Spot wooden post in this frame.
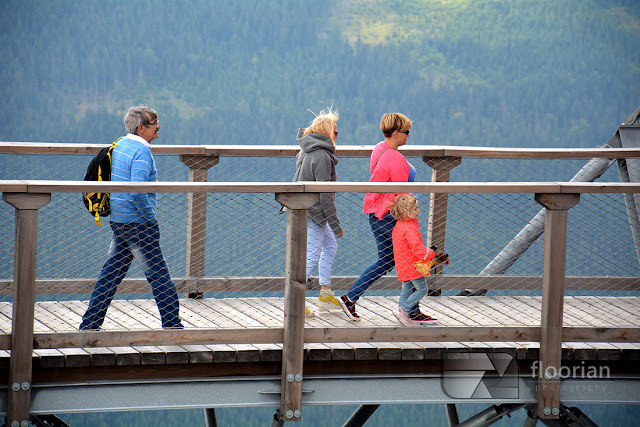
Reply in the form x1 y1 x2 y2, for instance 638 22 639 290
422 157 461 295
180 155 219 298
275 192 319 423
534 193 580 420
3 192 51 427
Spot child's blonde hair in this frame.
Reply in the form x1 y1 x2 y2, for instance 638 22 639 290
388 194 418 221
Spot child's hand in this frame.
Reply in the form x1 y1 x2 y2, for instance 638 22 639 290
414 259 434 276
414 251 450 276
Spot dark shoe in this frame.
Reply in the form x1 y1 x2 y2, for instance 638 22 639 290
339 295 360 321
457 289 488 296
164 322 184 330
409 311 437 324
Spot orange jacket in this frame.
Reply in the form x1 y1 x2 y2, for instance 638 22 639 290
392 219 435 281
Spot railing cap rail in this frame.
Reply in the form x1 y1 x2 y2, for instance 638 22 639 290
1 180 639 194
1 141 639 159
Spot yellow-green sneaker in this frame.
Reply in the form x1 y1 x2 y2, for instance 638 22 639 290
318 292 341 312
305 307 315 317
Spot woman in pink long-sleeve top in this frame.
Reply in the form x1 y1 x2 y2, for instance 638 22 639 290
339 113 433 324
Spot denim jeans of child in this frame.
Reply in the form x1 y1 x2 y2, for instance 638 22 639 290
80 221 183 330
347 213 421 315
399 276 428 313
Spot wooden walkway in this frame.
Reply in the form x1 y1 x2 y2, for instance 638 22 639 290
10 295 640 369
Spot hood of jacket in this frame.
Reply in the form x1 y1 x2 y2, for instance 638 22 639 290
297 128 337 160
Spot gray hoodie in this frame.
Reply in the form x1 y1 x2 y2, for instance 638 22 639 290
294 129 342 236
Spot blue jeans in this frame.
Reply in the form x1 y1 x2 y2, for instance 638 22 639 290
346 213 421 315
80 221 183 330
399 277 428 313
306 218 338 287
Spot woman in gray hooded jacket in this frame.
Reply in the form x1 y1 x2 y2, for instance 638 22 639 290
294 107 344 313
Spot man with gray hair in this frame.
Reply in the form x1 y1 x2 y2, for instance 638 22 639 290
80 106 183 330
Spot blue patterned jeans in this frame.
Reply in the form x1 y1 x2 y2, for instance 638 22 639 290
80 221 183 330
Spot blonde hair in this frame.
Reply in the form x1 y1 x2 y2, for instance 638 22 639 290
388 194 418 221
380 112 412 138
303 106 339 144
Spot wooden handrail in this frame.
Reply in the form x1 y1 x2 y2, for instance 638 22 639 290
12 325 639 351
1 274 636 295
2 180 640 194
1 141 639 159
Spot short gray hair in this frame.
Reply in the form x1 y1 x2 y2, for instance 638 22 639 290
124 105 157 135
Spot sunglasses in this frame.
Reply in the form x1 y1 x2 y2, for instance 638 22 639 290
398 130 409 135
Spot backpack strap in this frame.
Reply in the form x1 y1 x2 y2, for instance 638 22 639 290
373 147 392 171
90 137 121 226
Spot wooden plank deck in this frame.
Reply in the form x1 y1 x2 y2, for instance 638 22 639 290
4 296 640 368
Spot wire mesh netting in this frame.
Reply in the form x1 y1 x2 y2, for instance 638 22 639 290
0 150 638 332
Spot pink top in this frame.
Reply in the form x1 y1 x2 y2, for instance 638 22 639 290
362 141 410 219
392 219 435 281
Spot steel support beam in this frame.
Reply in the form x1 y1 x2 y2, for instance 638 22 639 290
342 404 380 427
9 375 639 415
204 407 218 427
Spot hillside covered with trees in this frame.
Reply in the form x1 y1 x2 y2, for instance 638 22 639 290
1 2 640 425
0 0 639 149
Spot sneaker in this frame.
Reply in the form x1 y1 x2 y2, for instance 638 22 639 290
339 294 360 321
409 311 437 324
457 289 488 296
305 307 315 317
393 308 417 327
318 291 341 312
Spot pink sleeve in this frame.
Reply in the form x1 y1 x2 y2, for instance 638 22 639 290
364 145 411 218
385 151 410 182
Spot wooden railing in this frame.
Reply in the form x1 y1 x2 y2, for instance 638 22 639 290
2 179 640 424
2 140 640 423
1 141 639 158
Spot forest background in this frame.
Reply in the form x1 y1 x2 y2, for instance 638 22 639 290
1 0 639 148
1 0 639 425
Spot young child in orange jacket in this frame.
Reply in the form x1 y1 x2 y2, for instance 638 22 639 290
388 194 438 326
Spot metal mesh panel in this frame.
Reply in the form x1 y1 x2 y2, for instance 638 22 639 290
0 150 638 332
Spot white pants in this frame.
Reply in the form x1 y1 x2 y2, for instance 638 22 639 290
306 218 338 287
